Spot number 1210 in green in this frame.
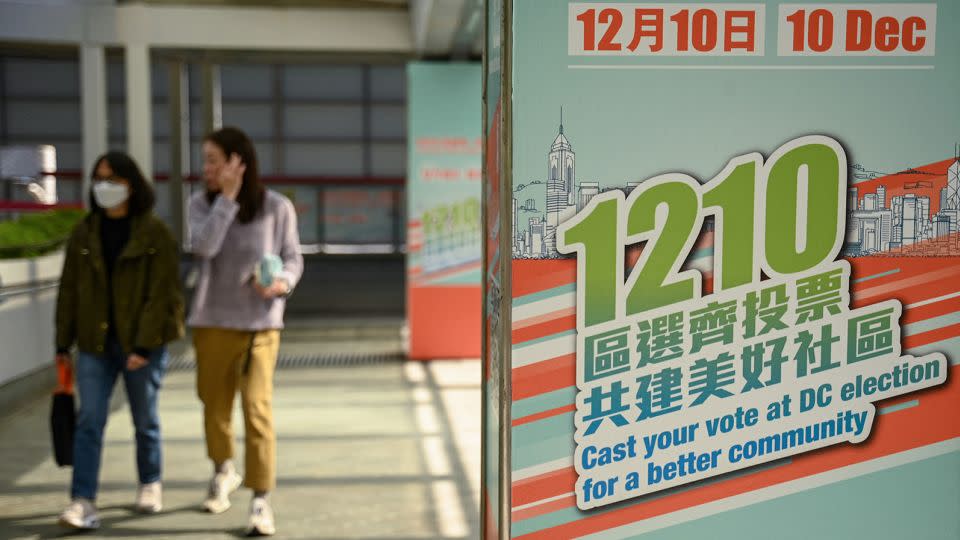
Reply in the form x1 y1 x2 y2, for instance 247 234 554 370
557 136 847 329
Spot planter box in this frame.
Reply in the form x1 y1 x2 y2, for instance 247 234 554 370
0 251 62 388
0 250 64 288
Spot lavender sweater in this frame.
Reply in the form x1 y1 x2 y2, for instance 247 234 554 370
187 190 303 330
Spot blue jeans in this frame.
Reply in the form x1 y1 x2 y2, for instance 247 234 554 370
71 341 168 501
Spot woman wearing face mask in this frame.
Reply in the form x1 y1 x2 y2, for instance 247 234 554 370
188 127 302 537
55 152 184 530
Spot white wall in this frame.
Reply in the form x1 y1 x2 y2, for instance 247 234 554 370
0 253 63 386
0 288 56 386
0 2 413 52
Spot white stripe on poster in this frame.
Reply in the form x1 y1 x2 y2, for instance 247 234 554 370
513 291 576 323
513 334 577 368
514 457 575 482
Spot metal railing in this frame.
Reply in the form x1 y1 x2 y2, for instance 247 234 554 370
0 280 59 303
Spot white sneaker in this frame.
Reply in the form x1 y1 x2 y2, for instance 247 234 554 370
246 497 276 537
203 468 243 514
136 481 163 514
58 498 99 530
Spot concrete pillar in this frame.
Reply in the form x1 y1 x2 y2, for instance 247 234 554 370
125 43 153 181
80 44 107 206
200 61 222 135
168 60 189 247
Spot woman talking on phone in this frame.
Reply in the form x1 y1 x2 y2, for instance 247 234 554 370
187 127 302 536
56 152 184 530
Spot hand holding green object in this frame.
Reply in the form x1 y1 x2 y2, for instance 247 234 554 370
254 254 284 287
253 254 289 299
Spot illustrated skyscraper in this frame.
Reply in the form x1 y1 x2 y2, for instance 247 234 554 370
947 145 960 210
545 110 578 254
512 112 605 257
548 109 576 203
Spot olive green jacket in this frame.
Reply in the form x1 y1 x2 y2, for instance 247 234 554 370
55 212 185 355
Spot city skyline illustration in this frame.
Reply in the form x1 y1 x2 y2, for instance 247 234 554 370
512 113 960 259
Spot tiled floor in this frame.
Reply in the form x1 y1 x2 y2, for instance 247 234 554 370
0 329 481 539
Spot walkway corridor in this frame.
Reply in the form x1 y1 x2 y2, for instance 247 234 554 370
0 322 481 539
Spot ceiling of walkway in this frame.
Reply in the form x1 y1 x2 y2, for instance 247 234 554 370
117 0 481 57
119 0 408 7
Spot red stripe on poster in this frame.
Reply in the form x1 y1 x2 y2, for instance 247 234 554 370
513 354 576 401
512 315 577 345
513 260 577 298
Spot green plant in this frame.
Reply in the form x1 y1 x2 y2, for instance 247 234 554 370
0 209 86 259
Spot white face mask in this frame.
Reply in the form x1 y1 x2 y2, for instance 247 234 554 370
92 181 130 210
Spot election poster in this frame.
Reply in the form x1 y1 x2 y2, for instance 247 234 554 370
484 1 960 538
407 62 482 359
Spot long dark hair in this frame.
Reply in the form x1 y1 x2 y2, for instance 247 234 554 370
205 127 264 224
88 151 155 216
